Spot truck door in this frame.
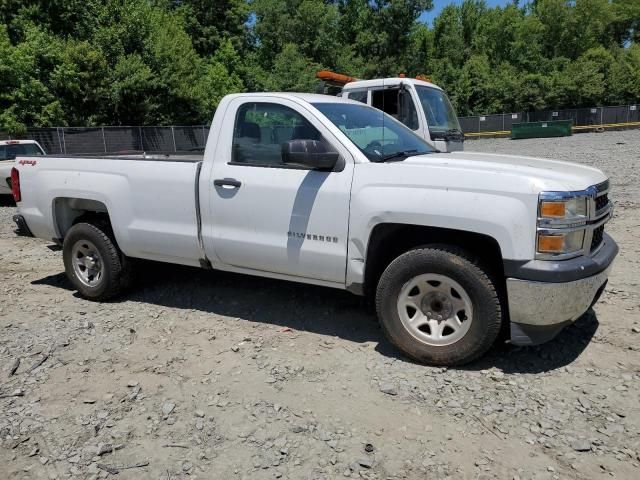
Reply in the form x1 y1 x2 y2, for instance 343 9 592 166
204 97 354 285
371 87 422 133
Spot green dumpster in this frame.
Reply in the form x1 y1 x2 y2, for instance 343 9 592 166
511 120 573 139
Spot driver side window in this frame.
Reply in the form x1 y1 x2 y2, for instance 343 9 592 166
232 102 321 166
371 88 419 131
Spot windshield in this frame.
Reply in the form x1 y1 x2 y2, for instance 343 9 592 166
415 86 462 137
0 143 45 160
312 102 435 162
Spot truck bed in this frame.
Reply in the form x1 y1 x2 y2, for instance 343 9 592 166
15 154 203 266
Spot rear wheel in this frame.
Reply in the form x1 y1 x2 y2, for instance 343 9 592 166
63 222 131 301
376 246 502 365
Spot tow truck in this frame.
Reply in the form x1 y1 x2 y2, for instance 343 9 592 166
317 71 464 152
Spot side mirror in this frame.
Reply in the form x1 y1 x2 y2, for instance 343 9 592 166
282 140 339 170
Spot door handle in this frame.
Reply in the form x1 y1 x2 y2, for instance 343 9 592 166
214 178 242 188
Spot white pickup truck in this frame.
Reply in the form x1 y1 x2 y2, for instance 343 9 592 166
11 93 617 365
0 140 45 195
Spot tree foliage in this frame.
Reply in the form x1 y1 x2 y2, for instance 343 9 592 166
0 0 638 132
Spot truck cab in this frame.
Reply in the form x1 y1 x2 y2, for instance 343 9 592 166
339 77 464 153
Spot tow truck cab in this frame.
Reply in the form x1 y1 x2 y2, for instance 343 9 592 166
340 78 464 153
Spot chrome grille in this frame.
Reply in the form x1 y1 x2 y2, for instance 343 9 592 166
589 179 610 253
591 225 604 251
595 193 609 211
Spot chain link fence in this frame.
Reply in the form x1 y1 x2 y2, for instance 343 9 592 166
1 104 638 153
460 104 639 135
0 126 210 155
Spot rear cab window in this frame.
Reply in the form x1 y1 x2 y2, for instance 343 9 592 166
0 143 45 160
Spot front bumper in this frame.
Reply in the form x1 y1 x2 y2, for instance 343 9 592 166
506 234 618 345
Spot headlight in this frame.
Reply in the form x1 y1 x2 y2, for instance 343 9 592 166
537 192 590 259
539 197 587 221
537 230 585 254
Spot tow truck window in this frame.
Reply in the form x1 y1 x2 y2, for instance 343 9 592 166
371 88 419 131
0 143 45 160
414 86 461 136
346 90 368 104
231 102 322 166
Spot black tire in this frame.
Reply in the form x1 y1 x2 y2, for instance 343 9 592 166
63 222 131 301
376 245 502 366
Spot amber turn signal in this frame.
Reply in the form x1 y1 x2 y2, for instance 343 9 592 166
538 234 564 252
540 201 566 218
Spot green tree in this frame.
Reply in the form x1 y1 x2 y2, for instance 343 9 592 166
0 0 638 129
170 0 250 55
610 0 640 44
0 25 64 133
607 44 640 104
50 40 109 125
252 0 341 69
555 51 606 107
261 43 320 92
108 54 159 125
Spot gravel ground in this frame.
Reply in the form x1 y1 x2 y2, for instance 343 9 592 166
1 130 639 480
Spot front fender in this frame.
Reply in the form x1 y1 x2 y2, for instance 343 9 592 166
346 184 537 287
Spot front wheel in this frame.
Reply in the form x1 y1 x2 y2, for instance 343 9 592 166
376 246 502 365
63 222 131 301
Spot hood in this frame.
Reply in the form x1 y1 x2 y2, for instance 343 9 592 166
400 151 606 193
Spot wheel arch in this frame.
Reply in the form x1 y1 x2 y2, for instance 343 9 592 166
362 223 505 297
53 197 113 241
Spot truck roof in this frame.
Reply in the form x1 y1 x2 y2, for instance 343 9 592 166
342 77 443 91
225 92 361 105
0 139 41 146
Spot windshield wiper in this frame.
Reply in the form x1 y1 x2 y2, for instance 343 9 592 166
380 150 431 162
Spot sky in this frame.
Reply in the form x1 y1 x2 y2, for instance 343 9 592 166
419 0 513 26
